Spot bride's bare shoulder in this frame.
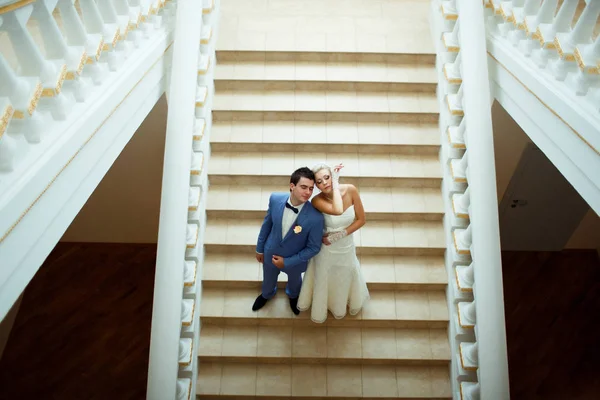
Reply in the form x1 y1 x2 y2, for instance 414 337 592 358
340 183 357 196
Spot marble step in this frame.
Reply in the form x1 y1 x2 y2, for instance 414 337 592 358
212 88 438 115
204 217 445 256
213 110 438 123
202 253 447 291
215 80 436 93
216 51 436 65
199 288 449 328
211 120 440 154
197 361 451 399
207 151 442 188
206 185 444 221
198 324 450 365
214 54 437 87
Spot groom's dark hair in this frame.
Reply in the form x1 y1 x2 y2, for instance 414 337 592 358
290 167 315 186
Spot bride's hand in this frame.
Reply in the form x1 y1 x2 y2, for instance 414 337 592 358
332 163 343 188
333 163 344 176
322 234 332 246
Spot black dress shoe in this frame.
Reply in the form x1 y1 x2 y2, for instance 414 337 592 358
252 295 269 311
289 297 300 315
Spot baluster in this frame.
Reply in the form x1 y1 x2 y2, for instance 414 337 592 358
551 1 600 80
0 60 44 144
0 53 41 118
454 224 472 254
520 0 557 56
76 0 116 83
79 0 120 57
82 0 124 71
33 1 89 104
509 0 541 45
447 114 466 149
443 50 462 90
460 382 481 399
460 342 479 370
57 0 107 85
119 0 144 48
453 186 471 218
443 19 460 53
1 8 73 121
139 0 160 37
458 300 476 328
441 0 458 27
0 99 17 172
112 0 140 48
456 262 475 291
496 0 523 36
2 10 57 84
450 148 468 183
567 35 600 95
532 0 578 68
447 84 464 116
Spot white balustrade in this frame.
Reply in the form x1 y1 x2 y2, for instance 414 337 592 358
147 0 218 398
434 0 509 398
0 0 174 207
486 0 600 109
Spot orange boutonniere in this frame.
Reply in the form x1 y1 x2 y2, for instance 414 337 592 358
293 225 302 234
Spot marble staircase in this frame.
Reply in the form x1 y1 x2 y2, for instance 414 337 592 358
196 1 452 398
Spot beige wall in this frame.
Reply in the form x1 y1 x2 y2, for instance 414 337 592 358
61 95 168 243
491 101 532 202
491 101 600 251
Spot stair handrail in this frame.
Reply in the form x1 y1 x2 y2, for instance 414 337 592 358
146 0 202 398
435 0 510 398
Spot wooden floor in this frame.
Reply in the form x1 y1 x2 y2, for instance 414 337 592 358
0 244 598 399
502 250 600 400
0 243 156 400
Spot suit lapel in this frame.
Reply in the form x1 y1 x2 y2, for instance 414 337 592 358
282 203 309 243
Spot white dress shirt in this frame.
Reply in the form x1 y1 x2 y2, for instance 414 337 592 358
282 197 305 238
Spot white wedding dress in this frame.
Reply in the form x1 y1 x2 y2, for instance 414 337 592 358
297 205 370 323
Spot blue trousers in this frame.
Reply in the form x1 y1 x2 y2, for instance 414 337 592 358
261 263 303 299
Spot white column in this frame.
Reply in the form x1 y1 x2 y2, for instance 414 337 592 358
457 0 510 399
146 0 203 399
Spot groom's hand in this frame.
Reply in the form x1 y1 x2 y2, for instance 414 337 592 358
272 255 284 269
256 253 264 263
322 234 332 246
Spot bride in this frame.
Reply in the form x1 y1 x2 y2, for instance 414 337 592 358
297 162 370 323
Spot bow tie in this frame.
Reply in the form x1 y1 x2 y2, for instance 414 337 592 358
285 202 299 214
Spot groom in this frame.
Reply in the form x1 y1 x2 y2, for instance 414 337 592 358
253 167 324 315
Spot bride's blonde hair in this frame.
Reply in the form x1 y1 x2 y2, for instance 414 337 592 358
311 162 332 177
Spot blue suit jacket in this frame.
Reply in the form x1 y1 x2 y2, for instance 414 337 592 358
256 193 324 273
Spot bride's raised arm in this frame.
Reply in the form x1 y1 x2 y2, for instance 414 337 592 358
312 164 344 215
